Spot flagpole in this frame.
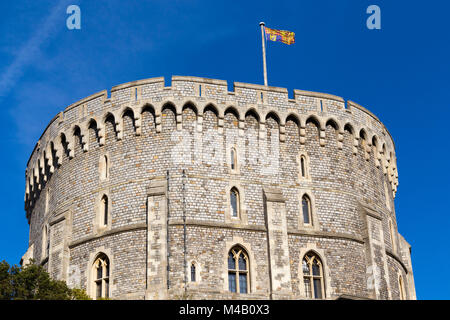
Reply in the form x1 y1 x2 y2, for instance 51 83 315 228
259 22 268 86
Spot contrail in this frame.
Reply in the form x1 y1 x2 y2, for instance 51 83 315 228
0 0 71 97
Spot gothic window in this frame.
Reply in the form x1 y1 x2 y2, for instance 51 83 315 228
228 246 249 294
93 254 110 299
230 188 240 218
302 195 312 225
101 195 109 226
302 252 325 299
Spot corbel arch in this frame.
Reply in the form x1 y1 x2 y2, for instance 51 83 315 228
72 124 85 154
59 131 73 159
120 107 137 137
224 105 241 121
181 101 198 132
161 101 177 132
103 112 118 142
202 103 220 130
325 117 341 148
140 103 156 135
371 135 381 167
201 102 220 118
305 114 324 146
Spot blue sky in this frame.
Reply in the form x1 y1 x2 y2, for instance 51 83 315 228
0 0 448 299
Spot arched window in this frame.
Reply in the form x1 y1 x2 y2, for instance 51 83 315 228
93 254 110 299
230 147 237 171
298 152 310 180
190 263 196 282
230 188 240 218
302 195 312 225
101 195 109 226
302 252 325 299
399 275 406 300
228 246 249 293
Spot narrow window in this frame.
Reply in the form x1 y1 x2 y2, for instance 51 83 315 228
303 252 324 299
104 155 108 178
42 225 49 257
199 85 202 97
101 195 109 226
302 195 312 225
93 254 110 299
190 263 196 282
384 180 391 209
260 92 264 103
300 156 306 178
228 246 249 293
45 189 50 214
389 219 396 252
47 229 50 257
100 155 109 180
230 188 240 218
230 147 237 171
135 88 138 101
399 275 406 300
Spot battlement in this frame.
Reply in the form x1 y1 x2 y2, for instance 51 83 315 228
24 75 399 218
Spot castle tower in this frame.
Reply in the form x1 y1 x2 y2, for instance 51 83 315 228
22 76 415 300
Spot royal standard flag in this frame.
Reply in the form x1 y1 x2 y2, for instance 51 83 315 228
264 27 295 45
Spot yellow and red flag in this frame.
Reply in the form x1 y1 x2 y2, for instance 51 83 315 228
264 27 295 45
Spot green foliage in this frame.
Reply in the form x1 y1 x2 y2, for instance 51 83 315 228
0 260 91 300
70 288 92 300
0 261 12 299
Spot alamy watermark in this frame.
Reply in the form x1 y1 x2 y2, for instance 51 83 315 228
366 264 382 292
169 127 280 176
66 5 81 30
67 265 81 288
367 5 381 30
66 5 380 31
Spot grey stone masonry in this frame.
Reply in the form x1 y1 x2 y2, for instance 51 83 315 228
22 76 414 300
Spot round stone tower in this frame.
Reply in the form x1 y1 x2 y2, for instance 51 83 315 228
22 76 415 300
